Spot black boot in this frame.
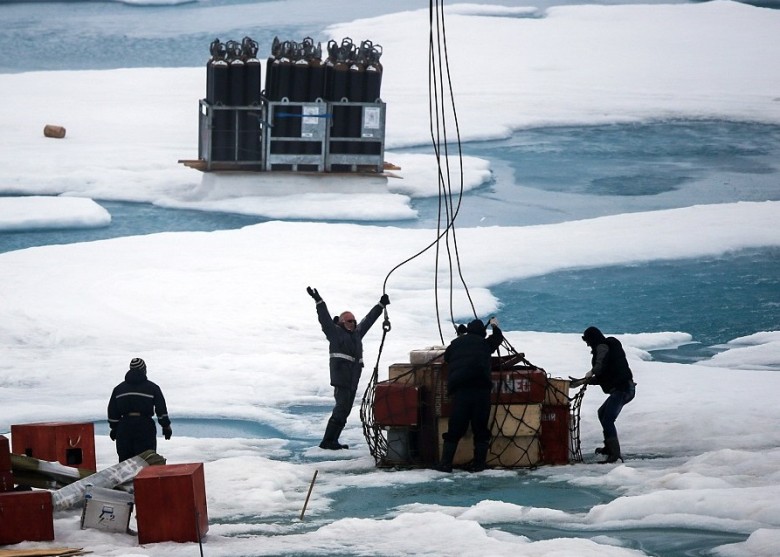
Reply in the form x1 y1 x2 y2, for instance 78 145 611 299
600 437 623 463
470 442 489 473
435 440 458 472
319 419 347 450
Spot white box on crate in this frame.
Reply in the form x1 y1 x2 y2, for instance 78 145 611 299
80 485 134 533
409 346 445 365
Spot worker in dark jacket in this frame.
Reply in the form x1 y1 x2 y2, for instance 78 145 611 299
307 286 389 450
570 326 636 463
437 317 503 472
107 357 172 462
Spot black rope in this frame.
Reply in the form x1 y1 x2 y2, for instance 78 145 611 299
381 0 473 343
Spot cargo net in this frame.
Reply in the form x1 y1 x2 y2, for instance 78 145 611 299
360 350 584 469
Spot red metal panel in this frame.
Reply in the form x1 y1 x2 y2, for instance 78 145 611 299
491 368 547 404
134 463 209 544
0 435 13 492
540 405 571 464
0 490 54 544
10 422 96 471
373 382 419 426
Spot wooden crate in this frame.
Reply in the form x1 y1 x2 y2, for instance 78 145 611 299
11 422 96 471
0 490 54 544
134 463 209 544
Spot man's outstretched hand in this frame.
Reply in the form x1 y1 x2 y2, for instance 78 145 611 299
307 286 322 302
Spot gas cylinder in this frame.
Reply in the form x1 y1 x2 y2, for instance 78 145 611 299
362 42 384 156
363 43 383 103
206 38 231 161
264 36 282 101
242 36 262 162
327 39 353 155
307 42 325 102
206 38 228 104
346 58 365 154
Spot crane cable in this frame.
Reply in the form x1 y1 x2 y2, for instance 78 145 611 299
381 0 477 344
361 1 480 459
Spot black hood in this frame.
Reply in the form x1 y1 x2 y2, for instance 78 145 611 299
467 319 486 337
582 326 606 346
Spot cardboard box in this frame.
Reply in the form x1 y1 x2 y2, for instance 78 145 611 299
544 378 570 406
134 463 208 544
409 347 445 365
374 382 419 426
11 422 96 471
436 419 474 466
81 485 134 533
491 404 542 437
487 436 541 468
0 490 54 544
388 363 416 385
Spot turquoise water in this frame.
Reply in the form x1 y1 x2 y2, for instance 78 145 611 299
492 247 780 359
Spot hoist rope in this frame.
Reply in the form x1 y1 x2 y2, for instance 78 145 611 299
362 3 583 468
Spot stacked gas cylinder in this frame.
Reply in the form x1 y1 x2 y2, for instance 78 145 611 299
205 37 263 162
203 35 384 163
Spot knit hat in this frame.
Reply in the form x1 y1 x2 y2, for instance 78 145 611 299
129 357 147 374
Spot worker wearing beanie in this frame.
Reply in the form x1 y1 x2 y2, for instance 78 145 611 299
107 357 172 461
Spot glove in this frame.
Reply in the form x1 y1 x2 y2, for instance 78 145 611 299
569 376 587 388
162 426 172 440
379 293 390 306
306 286 322 302
109 429 116 441
488 316 499 328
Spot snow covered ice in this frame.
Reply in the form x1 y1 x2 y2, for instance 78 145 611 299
1 1 779 556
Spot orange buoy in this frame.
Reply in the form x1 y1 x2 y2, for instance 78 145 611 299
43 124 66 139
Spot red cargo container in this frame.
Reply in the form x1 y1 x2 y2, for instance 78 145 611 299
11 421 96 471
0 435 13 492
540 405 571 464
134 463 209 544
0 490 54 544
373 381 419 426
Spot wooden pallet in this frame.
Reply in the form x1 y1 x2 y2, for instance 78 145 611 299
178 159 401 178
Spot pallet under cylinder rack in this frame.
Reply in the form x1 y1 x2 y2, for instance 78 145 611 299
361 351 580 470
193 35 387 173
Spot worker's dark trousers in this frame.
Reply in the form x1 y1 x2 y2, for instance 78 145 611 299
329 386 358 429
597 383 636 439
442 387 491 446
115 416 157 462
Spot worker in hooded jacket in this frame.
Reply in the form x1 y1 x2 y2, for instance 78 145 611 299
307 286 389 450
570 326 636 463
437 317 503 472
107 357 172 462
